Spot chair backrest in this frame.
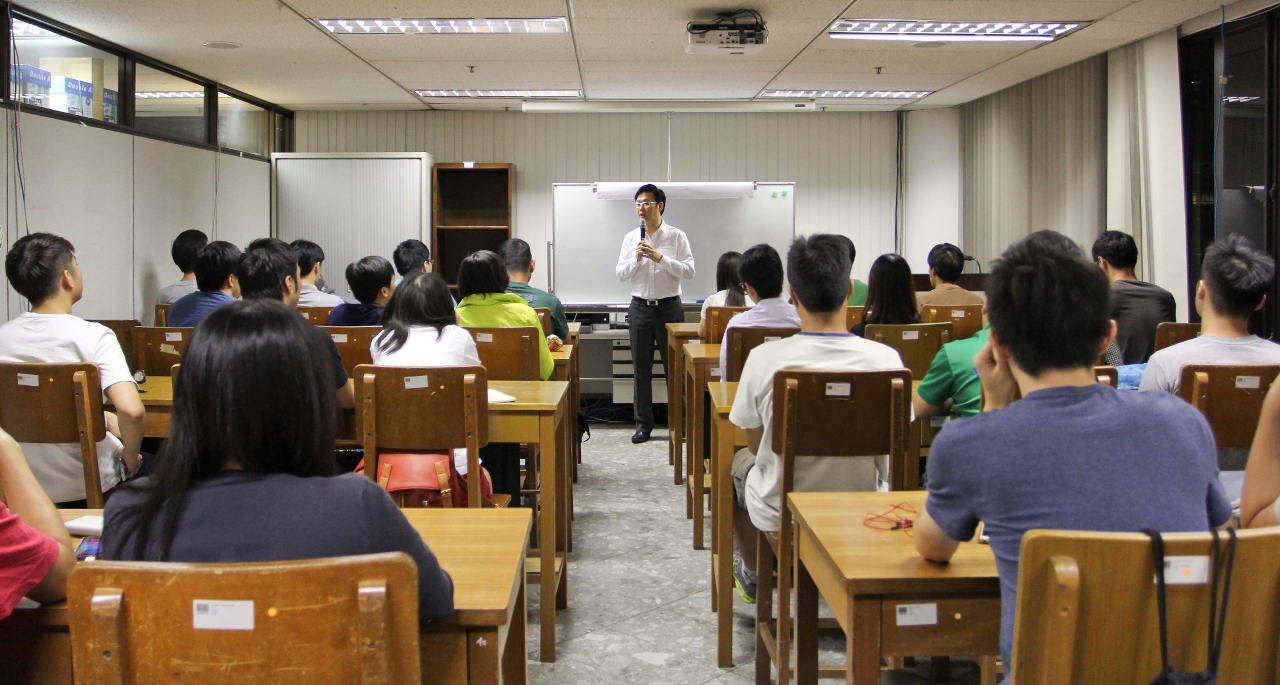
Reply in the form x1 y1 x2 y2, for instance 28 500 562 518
90 319 141 372
704 306 752 345
133 327 193 377
533 307 553 337
153 303 170 327
0 363 106 507
464 327 540 381
1155 322 1201 351
322 326 382 377
724 326 801 382
1011 528 1280 684
920 304 984 341
864 322 954 379
297 306 333 326
1177 364 1280 449
1094 365 1118 388
67 553 422 685
845 306 865 329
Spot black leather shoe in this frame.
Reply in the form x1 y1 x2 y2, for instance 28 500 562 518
631 427 652 444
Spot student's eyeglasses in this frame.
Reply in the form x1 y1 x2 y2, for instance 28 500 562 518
635 201 659 208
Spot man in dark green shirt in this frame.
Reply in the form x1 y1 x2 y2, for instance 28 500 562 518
498 238 569 340
914 326 989 419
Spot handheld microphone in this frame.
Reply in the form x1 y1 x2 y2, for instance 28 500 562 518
639 218 646 241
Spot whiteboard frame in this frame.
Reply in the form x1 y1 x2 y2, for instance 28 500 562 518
269 152 431 245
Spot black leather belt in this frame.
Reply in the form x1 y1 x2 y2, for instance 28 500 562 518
632 295 680 307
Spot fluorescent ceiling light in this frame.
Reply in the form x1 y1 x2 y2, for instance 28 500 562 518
417 89 580 98
829 20 1082 42
136 91 205 99
763 90 929 99
11 20 56 38
319 18 568 34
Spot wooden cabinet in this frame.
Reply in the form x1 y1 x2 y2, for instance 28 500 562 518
432 163 514 285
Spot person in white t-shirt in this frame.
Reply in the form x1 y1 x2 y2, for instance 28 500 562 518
0 233 146 504
698 251 755 337
290 239 345 308
155 230 206 304
728 234 906 603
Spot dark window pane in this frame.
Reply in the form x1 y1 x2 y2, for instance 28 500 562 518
134 64 208 144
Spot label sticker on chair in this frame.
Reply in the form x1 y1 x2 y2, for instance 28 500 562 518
1236 375 1261 389
331 333 348 344
952 310 966 318
929 416 950 428
404 375 429 389
159 344 178 355
710 368 721 377
193 600 254 630
895 603 937 626
16 373 37 387
1162 556 1210 585
825 382 851 397
463 161 475 169
476 333 494 343
165 332 183 342
902 331 919 341
765 336 781 342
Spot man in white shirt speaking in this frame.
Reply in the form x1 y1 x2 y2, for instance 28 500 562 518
615 184 696 443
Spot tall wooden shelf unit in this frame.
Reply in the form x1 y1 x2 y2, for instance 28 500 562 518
432 163 514 285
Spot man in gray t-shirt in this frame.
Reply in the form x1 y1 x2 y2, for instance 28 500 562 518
1092 231 1176 364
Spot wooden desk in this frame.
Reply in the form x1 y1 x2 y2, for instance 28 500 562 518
789 491 1000 684
683 342 720 549
666 322 702 485
1 508 534 685
551 345 579 550
132 375 174 438
566 321 580 349
708 381 746 668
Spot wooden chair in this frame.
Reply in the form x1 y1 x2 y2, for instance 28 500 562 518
1177 364 1280 449
865 322 954 379
322 326 381 377
1011 527 1280 684
921 304 984 341
1095 365 1118 387
705 306 752 345
132 327 193 377
297 306 333 326
90 319 141 373
757 369 912 685
153 303 170 327
724 326 801 383
355 364 505 508
67 553 422 684
1155 322 1201 351
0 363 106 508
534 307 553 337
845 306 865 330
465 327 540 381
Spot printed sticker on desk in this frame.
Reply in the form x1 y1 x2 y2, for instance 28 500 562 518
476 333 494 343
404 375 429 389
16 373 37 387
159 344 178 355
902 331 919 341
1162 556 1210 585
331 333 348 344
463 161 475 169
165 332 183 342
1236 375 1261 389
951 310 966 318
825 382 851 397
895 603 938 626
193 600 254 630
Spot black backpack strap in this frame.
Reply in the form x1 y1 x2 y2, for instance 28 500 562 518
1145 529 1173 673
1207 528 1238 673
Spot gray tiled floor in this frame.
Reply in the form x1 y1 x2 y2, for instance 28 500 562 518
525 424 981 685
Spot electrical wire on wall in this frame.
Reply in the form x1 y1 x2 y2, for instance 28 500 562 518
894 110 906 254
7 3 31 241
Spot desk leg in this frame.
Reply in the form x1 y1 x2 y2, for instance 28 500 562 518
715 415 735 668
848 597 881 685
668 338 681 475
504 563 529 685
685 369 702 518
795 556 819 685
539 412 559 662
557 404 573 564
468 627 501 685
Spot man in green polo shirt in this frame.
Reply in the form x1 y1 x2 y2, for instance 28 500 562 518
499 238 569 341
913 325 989 419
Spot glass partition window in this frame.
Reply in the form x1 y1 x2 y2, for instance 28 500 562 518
218 92 269 156
134 64 208 144
9 17 121 123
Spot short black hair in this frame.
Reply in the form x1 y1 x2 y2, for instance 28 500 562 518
194 241 242 292
738 244 784 299
345 255 395 304
393 239 433 277
987 231 1111 376
1201 235 1275 318
786 234 851 314
289 239 325 276
457 250 509 299
635 184 666 214
5 232 75 305
237 239 298 301
499 238 533 273
832 234 857 264
171 230 208 274
927 243 965 282
1090 231 1139 270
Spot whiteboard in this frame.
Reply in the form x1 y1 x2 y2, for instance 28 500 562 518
551 182 795 306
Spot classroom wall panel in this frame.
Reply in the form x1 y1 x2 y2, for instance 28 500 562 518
295 110 900 290
215 153 271 250
903 108 962 272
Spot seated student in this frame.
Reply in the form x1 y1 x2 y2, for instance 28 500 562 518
289 239 345 307
913 230 1231 673
1140 235 1280 394
851 253 920 337
717 244 799 379
729 235 905 602
915 243 983 311
237 238 355 409
0 427 75 618
913 314 989 421
499 238 570 341
455 250 554 381
833 235 868 306
392 239 436 279
156 229 206 304
329 256 395 326
1092 230 1176 364
101 300 453 623
0 233 146 505
698 251 755 338
166 241 241 328
1242 381 1280 528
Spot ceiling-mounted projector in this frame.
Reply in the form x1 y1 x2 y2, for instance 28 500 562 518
686 9 767 55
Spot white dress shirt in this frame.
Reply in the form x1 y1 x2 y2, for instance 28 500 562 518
615 221 696 300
